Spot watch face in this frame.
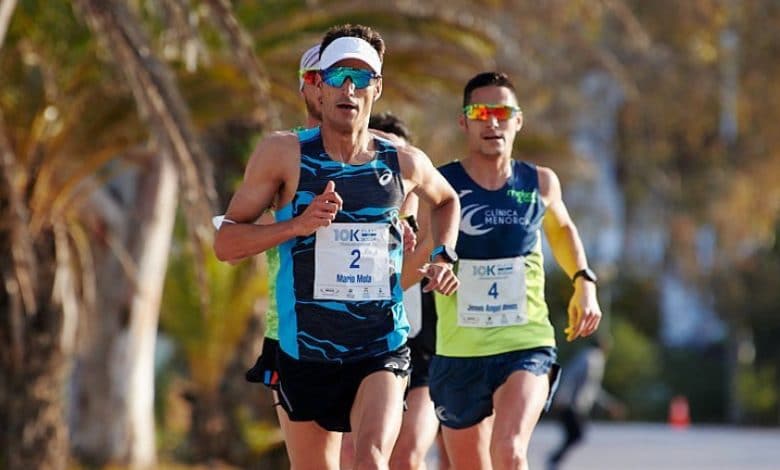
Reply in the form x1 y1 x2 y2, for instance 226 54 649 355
431 245 458 263
444 246 458 263
580 268 597 282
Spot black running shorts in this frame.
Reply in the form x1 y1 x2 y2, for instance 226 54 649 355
276 345 411 432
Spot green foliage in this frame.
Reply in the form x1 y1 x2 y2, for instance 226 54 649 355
161 223 266 391
177 62 259 128
604 317 665 420
611 275 660 340
712 226 780 424
235 407 285 455
737 365 778 425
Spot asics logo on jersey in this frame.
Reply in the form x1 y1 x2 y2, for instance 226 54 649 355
378 170 393 186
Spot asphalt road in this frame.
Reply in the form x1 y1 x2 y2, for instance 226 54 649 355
426 421 780 470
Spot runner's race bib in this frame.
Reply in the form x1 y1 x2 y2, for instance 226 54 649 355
314 223 392 301
457 257 527 327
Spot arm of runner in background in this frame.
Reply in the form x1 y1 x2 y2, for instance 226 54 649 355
398 193 418 256
399 193 435 290
397 145 460 295
539 165 602 341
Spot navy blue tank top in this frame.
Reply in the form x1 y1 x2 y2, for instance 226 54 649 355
438 160 545 259
275 128 408 363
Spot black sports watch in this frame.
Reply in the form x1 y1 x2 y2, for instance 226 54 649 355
400 214 419 233
430 245 458 264
572 268 598 285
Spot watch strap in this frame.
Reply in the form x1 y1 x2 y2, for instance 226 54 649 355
572 268 597 284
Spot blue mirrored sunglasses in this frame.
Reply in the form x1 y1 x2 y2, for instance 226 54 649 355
321 67 380 89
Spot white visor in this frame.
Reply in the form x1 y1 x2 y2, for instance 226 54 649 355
298 44 320 90
319 37 382 75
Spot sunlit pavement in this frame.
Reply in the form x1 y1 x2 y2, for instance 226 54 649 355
426 421 780 470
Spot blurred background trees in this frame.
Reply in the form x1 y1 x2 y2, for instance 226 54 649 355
1 0 779 468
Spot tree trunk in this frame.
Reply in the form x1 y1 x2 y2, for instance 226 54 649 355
1 111 72 470
70 0 217 465
71 152 178 468
0 0 17 48
2 296 69 470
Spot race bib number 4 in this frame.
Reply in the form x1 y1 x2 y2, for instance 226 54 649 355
314 223 392 301
457 257 527 327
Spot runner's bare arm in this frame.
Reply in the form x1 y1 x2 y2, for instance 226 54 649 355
540 166 587 276
400 194 434 290
214 132 343 262
398 146 459 250
398 146 460 295
539 165 601 340
397 190 418 256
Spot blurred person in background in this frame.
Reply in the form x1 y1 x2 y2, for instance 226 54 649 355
297 43 324 128
547 335 626 470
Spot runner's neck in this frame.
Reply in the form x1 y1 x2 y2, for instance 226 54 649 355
321 125 374 165
461 156 513 191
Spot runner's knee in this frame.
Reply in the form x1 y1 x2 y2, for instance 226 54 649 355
390 445 427 470
490 437 528 470
353 443 388 470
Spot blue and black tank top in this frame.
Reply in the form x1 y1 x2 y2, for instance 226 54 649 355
275 128 409 363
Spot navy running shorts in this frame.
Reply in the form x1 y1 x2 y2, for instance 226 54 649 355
408 335 433 390
429 347 560 429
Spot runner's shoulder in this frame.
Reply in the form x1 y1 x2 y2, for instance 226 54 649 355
535 165 561 204
249 131 299 163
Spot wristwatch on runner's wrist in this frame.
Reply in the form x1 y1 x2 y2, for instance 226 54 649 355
400 214 419 233
571 267 598 285
430 245 458 264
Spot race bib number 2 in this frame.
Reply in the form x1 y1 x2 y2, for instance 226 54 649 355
457 257 527 327
314 223 392 301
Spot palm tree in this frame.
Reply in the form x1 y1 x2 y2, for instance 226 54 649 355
160 236 270 464
0 3 146 467
0 0 219 466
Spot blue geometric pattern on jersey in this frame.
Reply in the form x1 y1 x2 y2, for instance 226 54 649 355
296 126 320 141
276 128 408 363
439 160 545 259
